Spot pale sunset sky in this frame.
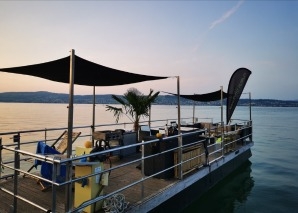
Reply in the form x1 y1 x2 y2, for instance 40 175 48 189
0 1 297 100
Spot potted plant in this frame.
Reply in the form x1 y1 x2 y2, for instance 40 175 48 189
106 88 160 151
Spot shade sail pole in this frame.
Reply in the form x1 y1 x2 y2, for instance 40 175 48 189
221 86 223 125
221 86 224 157
249 92 252 141
192 95 195 126
249 92 252 121
92 86 96 145
67 49 75 157
177 76 181 134
66 49 75 212
176 76 183 179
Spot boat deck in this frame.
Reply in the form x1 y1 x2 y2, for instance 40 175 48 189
0 139 249 213
1 173 66 213
0 153 178 213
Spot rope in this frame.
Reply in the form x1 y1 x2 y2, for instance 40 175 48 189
102 194 129 213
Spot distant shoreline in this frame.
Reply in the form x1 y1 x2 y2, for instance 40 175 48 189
0 91 297 107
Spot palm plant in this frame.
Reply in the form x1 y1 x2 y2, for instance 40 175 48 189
106 88 160 141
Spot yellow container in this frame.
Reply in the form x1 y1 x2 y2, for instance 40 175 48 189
74 162 104 213
74 147 104 213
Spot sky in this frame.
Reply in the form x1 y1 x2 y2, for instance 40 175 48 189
0 0 297 100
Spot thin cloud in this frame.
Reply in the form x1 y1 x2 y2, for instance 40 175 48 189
209 0 244 30
193 0 245 52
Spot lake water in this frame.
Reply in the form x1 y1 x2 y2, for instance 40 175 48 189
1 103 298 212
183 107 298 213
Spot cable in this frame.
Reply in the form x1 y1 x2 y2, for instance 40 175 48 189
102 194 129 213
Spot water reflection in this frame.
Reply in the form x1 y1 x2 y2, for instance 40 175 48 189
183 161 254 213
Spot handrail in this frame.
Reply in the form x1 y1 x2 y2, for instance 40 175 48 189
0 118 253 212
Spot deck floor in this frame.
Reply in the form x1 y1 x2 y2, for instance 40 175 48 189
0 142 238 213
0 153 177 213
0 175 66 212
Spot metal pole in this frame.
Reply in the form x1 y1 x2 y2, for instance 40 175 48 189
221 86 223 126
141 141 145 199
192 97 195 125
67 50 75 158
65 49 75 211
249 92 252 141
176 76 183 179
14 133 20 175
149 104 151 128
51 157 59 213
221 86 224 156
177 76 181 135
92 86 96 145
13 147 20 213
44 128 47 144
0 137 2 179
249 92 252 121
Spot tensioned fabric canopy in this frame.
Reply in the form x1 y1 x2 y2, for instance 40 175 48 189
163 67 251 124
0 50 171 211
163 90 227 102
0 51 170 156
0 55 168 86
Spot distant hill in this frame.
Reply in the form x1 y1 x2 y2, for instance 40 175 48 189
0 91 297 107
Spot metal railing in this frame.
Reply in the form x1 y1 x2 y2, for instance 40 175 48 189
0 118 252 213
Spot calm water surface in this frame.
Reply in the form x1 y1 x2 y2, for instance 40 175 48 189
183 107 298 213
1 104 298 212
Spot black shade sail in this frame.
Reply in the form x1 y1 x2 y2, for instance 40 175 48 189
0 55 168 86
164 67 252 124
163 90 227 102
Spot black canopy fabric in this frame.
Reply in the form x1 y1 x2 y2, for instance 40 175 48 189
0 55 168 86
163 90 227 102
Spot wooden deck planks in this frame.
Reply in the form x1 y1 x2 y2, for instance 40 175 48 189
0 176 66 213
0 141 244 213
0 153 177 213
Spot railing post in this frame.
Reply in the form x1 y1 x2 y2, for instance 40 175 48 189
0 137 2 178
203 129 209 166
13 147 20 213
44 128 47 144
249 121 253 142
13 133 20 175
221 123 224 157
51 156 59 213
141 140 145 199
178 133 183 180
